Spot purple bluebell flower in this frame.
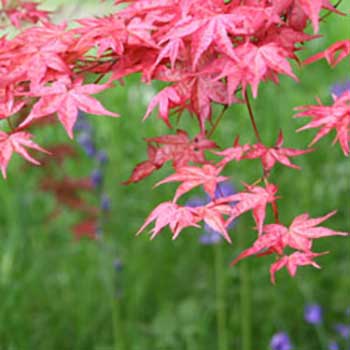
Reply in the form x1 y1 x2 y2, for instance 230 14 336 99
331 80 350 98
304 304 323 325
114 259 123 272
96 150 108 165
335 323 350 339
101 193 111 212
215 181 236 199
91 169 103 188
75 115 92 133
328 341 339 350
77 132 96 157
200 224 222 245
270 332 293 350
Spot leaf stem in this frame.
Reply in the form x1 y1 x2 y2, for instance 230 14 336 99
244 91 262 143
207 105 228 138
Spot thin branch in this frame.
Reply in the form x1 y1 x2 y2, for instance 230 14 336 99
320 0 343 21
207 105 228 138
244 90 262 143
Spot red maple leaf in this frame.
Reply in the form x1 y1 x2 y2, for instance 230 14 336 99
20 78 119 138
244 131 313 174
124 130 217 184
155 164 227 202
0 130 49 178
295 91 350 155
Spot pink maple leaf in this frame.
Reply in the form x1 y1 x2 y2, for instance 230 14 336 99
20 78 119 138
231 211 347 278
155 164 227 202
0 130 49 178
143 86 182 127
124 130 217 184
270 251 327 283
137 201 200 239
230 229 284 267
195 201 233 243
304 40 350 67
295 91 350 155
244 131 313 174
224 183 279 235
214 136 250 167
266 210 349 252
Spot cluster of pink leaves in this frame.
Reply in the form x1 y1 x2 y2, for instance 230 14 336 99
0 0 349 282
0 0 50 28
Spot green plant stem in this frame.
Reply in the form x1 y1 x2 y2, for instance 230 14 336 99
296 281 327 350
238 220 252 350
214 243 228 350
240 261 252 350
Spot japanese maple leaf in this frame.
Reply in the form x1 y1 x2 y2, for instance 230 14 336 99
137 201 201 239
124 130 217 184
123 160 159 185
195 201 233 243
244 131 313 174
190 73 229 130
20 78 119 138
231 211 348 266
214 136 250 167
0 98 25 119
292 0 343 33
155 164 227 202
143 86 182 127
270 251 327 284
304 40 350 67
214 42 297 98
264 211 348 252
0 130 49 178
3 1 50 28
161 14 237 70
230 229 284 267
294 0 323 33
146 129 217 168
224 183 279 235
295 91 350 155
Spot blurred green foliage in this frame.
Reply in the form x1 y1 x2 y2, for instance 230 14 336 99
0 2 349 350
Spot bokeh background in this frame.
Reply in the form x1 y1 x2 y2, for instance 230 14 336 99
0 1 349 349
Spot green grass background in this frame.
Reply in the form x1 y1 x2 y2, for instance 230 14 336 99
0 1 349 349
